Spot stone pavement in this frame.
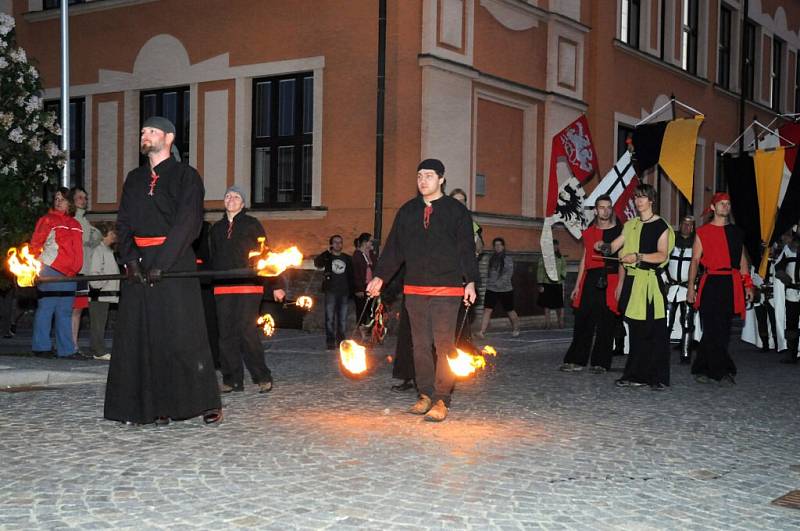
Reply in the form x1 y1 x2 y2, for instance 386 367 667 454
1 327 799 530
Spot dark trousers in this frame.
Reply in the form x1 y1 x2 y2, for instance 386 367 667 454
404 295 460 406
785 300 800 356
215 293 271 387
692 277 737 380
324 293 349 346
392 300 415 380
564 273 617 369
622 317 670 386
755 301 777 348
89 301 110 355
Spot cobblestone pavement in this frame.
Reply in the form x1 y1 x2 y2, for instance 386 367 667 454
1 328 799 530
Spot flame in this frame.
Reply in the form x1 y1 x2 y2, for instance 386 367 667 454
296 295 314 310
339 339 368 378
248 237 303 277
447 345 498 378
6 245 42 287
257 313 276 337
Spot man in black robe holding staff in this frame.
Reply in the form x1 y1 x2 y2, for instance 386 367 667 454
104 116 222 426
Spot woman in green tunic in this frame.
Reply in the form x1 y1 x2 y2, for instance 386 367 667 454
601 184 674 390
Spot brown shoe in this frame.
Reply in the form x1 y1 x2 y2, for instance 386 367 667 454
258 380 273 393
424 400 448 422
407 394 432 415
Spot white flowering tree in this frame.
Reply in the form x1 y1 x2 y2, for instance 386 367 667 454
0 12 65 288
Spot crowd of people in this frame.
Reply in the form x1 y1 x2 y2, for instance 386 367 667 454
2 114 797 427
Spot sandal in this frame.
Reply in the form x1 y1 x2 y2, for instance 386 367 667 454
203 409 223 425
154 416 170 426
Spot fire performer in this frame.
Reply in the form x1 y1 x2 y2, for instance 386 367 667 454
687 193 753 386
104 116 222 426
366 159 478 422
559 194 621 374
210 185 285 393
665 215 697 364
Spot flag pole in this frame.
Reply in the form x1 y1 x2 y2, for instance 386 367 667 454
59 0 70 188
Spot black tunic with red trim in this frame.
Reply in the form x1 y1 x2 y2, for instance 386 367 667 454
374 195 478 291
104 157 221 424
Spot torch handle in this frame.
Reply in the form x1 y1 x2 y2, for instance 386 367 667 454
34 268 258 284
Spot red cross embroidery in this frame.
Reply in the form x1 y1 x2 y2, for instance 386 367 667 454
148 170 159 196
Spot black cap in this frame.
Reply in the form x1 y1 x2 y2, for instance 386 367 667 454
142 116 176 135
417 158 445 176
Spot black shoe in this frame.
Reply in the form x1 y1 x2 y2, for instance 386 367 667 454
650 383 668 391
154 417 170 426
203 409 223 425
33 350 55 359
391 380 415 392
62 352 89 360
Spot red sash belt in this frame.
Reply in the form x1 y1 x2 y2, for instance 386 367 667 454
213 285 264 295
403 285 464 297
134 236 166 247
694 269 745 319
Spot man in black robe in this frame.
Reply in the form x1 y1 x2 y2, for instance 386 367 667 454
104 116 222 426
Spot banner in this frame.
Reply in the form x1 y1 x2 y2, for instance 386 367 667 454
546 115 599 216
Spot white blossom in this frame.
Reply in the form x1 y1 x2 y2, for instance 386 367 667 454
0 112 13 128
29 136 41 151
29 65 38 79
25 96 41 113
44 141 60 158
10 47 26 63
56 158 66 169
8 159 18 172
0 13 15 36
0 57 8 70
28 119 39 132
0 165 9 176
9 127 24 143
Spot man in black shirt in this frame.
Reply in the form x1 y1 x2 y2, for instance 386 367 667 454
367 159 478 422
314 235 355 349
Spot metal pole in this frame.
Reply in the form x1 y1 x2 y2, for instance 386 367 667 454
60 0 70 188
738 0 749 155
373 0 387 247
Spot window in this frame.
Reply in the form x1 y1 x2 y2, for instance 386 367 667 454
617 123 635 160
621 0 641 48
718 5 732 89
795 55 800 112
715 151 728 193
44 98 85 189
140 86 190 164
43 0 84 8
771 37 784 112
743 21 757 100
681 0 699 74
251 73 314 208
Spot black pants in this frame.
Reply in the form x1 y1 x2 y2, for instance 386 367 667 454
392 300 415 380
786 300 800 355
564 271 617 369
693 277 737 380
215 293 271 388
622 317 670 386
405 295 460 406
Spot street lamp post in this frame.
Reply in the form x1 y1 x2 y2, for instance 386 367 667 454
60 0 70 188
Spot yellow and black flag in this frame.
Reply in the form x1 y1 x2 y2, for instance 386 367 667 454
632 116 704 202
753 148 785 276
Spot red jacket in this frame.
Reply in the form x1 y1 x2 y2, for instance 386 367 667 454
30 209 83 277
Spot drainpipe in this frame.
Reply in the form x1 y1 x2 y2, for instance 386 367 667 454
373 0 387 248
60 0 70 187
738 0 749 155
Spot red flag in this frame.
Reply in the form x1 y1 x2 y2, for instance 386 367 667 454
779 122 800 172
546 115 599 216
614 175 640 221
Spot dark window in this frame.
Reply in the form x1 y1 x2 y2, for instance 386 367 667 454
251 72 313 208
743 21 757 100
44 98 85 189
715 151 728 193
795 53 800 112
617 123 635 160
139 86 190 165
682 0 699 75
772 38 784 111
622 0 641 48
718 5 732 89
43 0 84 8
659 0 666 60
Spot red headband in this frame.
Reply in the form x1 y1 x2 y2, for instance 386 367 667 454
703 192 731 215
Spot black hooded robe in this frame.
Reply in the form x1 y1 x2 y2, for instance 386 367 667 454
104 157 221 424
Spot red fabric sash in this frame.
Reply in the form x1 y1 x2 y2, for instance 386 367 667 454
572 272 620 315
694 269 746 319
403 285 464 297
213 285 264 295
134 236 166 247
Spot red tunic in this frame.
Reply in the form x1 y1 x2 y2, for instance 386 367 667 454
572 225 620 314
694 223 746 319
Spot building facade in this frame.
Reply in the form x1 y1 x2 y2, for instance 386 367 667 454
5 0 800 260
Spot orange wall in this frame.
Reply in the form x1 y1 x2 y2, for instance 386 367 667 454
475 99 523 216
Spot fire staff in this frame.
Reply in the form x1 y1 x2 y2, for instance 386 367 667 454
104 116 222 426
366 159 478 422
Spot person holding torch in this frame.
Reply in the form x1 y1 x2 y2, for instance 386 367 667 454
366 159 478 422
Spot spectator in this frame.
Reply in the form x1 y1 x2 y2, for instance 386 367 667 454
69 186 102 354
477 237 520 338
352 232 376 340
314 235 355 349
88 221 120 360
30 187 84 359
537 239 566 328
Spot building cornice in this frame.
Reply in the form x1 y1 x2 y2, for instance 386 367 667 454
24 0 158 22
